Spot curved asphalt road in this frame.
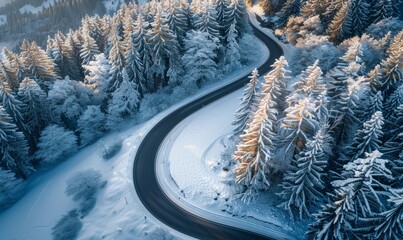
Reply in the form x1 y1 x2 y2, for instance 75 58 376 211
133 15 284 240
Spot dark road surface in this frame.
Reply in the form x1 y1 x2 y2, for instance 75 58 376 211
133 15 285 240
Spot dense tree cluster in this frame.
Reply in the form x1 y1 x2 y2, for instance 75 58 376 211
260 0 401 43
0 0 111 46
0 0 252 210
232 23 403 238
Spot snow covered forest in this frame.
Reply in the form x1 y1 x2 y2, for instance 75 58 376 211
0 0 255 212
231 0 403 239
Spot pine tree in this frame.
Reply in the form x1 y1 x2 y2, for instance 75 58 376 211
277 0 303 28
223 22 241 73
77 106 106 146
347 0 370 36
0 60 18 91
20 41 57 86
82 53 111 106
80 31 100 66
278 127 332 219
62 32 82 80
307 187 356 240
167 1 189 44
106 69 140 130
301 0 326 18
373 188 403 240
125 33 145 96
382 105 403 158
346 111 384 161
287 60 326 105
193 5 222 41
35 124 78 165
337 151 393 215
0 105 30 178
327 2 350 43
148 10 176 89
2 49 25 85
233 82 278 199
225 0 250 37
379 33 403 94
0 167 23 209
182 30 219 87
108 25 126 91
384 84 403 120
280 98 320 161
232 69 261 136
18 78 49 145
262 56 291 114
133 14 154 92
0 81 29 132
371 0 394 23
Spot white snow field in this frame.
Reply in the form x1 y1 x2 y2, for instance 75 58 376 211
0 18 268 240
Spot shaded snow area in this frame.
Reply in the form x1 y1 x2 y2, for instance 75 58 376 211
0 29 267 240
0 123 187 240
158 89 304 240
19 0 56 14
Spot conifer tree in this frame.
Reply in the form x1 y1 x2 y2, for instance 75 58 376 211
278 127 332 219
307 187 356 240
77 106 106 146
373 188 403 239
182 30 219 87
332 151 392 216
80 31 100 66
193 5 222 41
382 104 403 158
62 32 82 80
262 56 291 114
371 0 394 23
327 2 349 43
280 98 320 160
18 78 49 145
277 0 303 28
346 111 384 161
0 105 30 178
0 81 29 132
232 69 261 136
223 22 241 73
379 33 403 94
125 33 145 96
108 25 126 91
301 0 326 18
233 81 278 199
2 49 25 85
82 53 111 106
0 167 23 209
167 1 189 44
132 15 153 92
225 0 250 37
149 10 176 89
106 69 140 130
20 40 57 88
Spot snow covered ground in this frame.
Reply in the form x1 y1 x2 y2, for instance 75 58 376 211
0 21 268 240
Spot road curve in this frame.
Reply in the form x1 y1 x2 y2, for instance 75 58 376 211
133 14 284 240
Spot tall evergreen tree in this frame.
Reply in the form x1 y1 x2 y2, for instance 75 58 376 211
0 105 30 178
182 30 219 87
278 127 332 219
108 25 126 91
232 69 261 135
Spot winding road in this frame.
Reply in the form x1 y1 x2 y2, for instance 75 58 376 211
133 14 284 240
